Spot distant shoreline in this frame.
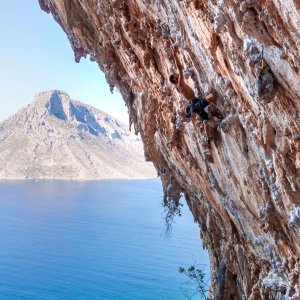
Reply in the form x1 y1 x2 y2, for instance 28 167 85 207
0 176 158 182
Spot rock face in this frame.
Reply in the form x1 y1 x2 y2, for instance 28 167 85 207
0 90 156 179
39 1 300 299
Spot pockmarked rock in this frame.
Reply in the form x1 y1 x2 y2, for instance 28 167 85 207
39 1 300 298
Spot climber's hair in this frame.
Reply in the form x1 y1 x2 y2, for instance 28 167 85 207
169 74 177 84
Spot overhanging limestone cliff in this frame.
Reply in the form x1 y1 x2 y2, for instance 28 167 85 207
39 0 300 298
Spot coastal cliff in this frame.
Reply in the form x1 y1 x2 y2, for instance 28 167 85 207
39 1 300 298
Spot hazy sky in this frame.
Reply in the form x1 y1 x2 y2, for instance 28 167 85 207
0 1 128 123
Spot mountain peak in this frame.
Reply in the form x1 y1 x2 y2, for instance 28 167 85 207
35 89 69 98
33 90 70 121
0 91 156 180
34 89 70 105
31 90 117 137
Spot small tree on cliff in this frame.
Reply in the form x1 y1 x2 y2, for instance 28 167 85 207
179 263 212 300
161 176 183 238
162 197 183 238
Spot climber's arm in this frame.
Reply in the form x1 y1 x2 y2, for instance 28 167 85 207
204 93 214 101
172 46 184 85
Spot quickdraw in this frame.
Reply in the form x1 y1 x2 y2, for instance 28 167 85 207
258 45 266 71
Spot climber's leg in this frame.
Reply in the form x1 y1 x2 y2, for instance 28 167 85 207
185 104 192 118
198 109 209 121
213 108 223 119
200 96 223 120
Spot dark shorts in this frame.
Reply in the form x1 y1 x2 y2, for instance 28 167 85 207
185 97 210 120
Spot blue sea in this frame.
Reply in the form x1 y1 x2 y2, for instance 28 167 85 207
0 179 209 300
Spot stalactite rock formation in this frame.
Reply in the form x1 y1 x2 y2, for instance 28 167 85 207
39 0 300 298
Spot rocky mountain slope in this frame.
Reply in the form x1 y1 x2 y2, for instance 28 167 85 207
0 90 156 179
39 1 300 299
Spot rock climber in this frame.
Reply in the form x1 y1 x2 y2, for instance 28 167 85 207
169 45 215 120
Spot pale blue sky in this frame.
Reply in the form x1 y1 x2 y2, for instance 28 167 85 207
0 1 128 123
